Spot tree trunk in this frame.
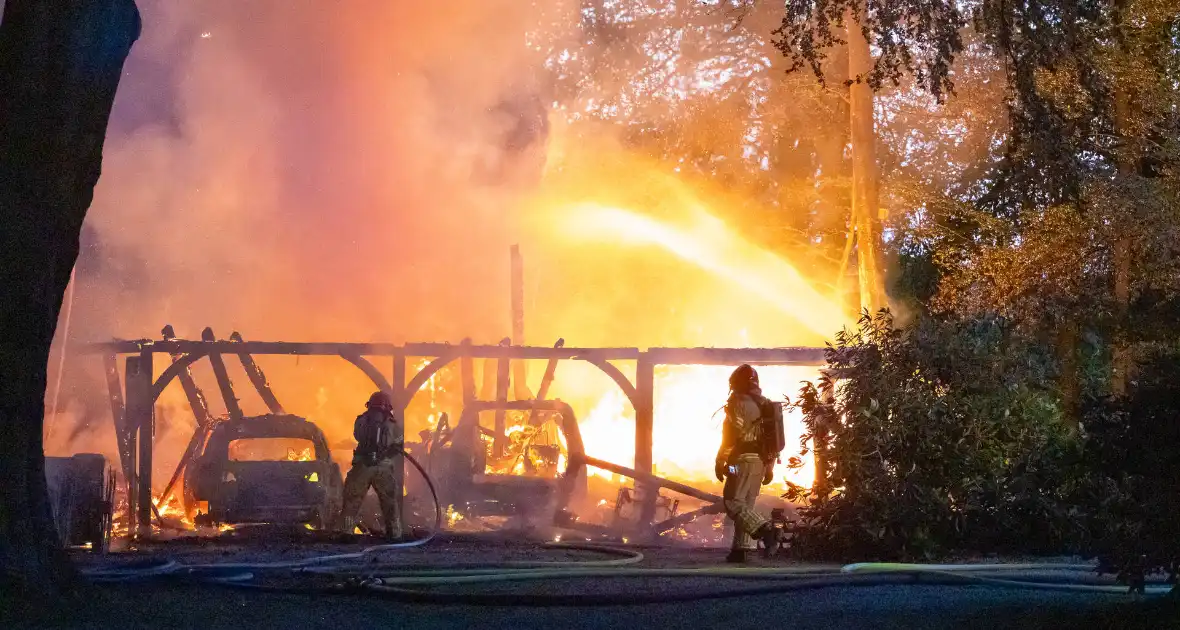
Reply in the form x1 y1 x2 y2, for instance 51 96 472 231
1110 0 1134 398
813 46 853 315
1111 234 1131 397
846 5 886 314
0 0 140 596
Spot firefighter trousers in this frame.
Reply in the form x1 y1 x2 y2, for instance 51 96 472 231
723 453 768 551
339 459 402 538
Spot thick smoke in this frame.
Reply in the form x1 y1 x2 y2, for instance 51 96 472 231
49 0 561 457
82 0 554 344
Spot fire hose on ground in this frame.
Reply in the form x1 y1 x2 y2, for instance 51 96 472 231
84 449 444 581
80 450 1175 603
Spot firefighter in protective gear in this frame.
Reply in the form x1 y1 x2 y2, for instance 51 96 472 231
339 391 404 539
714 364 780 563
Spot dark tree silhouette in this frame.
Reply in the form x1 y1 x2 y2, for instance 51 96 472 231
0 0 139 595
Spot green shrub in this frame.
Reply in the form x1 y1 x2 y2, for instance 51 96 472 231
786 310 1084 560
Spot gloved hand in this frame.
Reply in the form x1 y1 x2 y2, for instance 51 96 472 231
715 459 727 482
761 465 775 486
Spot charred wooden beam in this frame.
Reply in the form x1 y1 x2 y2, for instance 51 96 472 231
634 357 656 525
525 338 564 427
493 338 511 459
455 340 480 469
201 328 243 422
510 245 529 401
157 326 213 507
404 349 460 399
229 331 283 414
83 340 644 361
161 326 212 424
534 339 564 402
125 353 154 539
390 352 406 536
576 454 722 505
650 503 725 535
338 352 394 398
392 353 406 411
101 354 133 485
643 347 826 366
83 341 827 367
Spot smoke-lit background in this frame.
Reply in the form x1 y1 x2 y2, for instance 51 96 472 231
39 0 896 486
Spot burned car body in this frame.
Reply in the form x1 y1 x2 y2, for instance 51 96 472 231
191 414 343 528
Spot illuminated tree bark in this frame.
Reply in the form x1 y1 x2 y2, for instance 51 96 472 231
0 0 139 595
846 6 886 314
1110 0 1133 398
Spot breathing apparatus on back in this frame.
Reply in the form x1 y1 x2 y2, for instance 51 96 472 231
728 364 786 462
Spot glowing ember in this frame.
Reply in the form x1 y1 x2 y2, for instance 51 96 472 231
287 447 314 462
446 504 465 526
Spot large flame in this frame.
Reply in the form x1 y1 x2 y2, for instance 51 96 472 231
558 203 851 341
579 364 819 491
528 155 848 495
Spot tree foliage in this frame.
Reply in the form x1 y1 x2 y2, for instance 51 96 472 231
773 0 966 99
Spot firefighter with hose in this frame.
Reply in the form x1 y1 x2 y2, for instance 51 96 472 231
714 364 785 563
339 391 404 540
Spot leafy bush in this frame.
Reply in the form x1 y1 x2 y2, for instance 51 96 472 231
786 311 1084 560
1081 349 1180 582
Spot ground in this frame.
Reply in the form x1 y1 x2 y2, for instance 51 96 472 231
1 531 1175 629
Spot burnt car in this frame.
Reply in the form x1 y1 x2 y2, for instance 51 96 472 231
191 414 343 528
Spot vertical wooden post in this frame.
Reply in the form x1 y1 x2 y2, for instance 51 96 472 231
126 352 154 540
458 339 480 473
510 245 529 400
102 354 134 514
460 340 476 407
392 352 407 413
391 351 406 535
635 355 656 524
113 355 136 537
493 340 511 459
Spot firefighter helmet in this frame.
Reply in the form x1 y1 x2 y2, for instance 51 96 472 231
729 364 759 393
366 391 394 411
